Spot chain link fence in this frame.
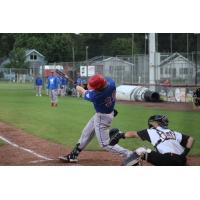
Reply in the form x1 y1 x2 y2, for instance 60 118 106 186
0 52 199 102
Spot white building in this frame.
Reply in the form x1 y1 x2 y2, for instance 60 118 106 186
159 52 195 83
90 56 134 85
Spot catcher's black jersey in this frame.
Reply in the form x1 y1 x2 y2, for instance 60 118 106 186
137 126 188 155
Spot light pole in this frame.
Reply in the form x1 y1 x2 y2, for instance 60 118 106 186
72 45 75 68
131 33 134 84
195 34 198 85
144 33 148 83
170 33 173 54
86 46 89 78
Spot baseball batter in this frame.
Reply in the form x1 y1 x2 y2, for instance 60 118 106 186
47 71 59 107
109 115 194 166
59 74 132 163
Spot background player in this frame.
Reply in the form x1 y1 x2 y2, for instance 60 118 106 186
47 71 59 107
109 115 194 166
35 75 43 96
193 88 200 109
60 76 68 96
59 74 132 163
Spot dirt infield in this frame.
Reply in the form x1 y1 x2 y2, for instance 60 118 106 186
118 100 199 112
0 120 199 166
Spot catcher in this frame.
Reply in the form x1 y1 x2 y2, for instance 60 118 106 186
109 115 194 166
193 88 200 108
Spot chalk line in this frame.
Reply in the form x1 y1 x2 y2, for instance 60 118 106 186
0 135 54 161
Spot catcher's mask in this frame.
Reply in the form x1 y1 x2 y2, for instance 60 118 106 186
148 115 169 128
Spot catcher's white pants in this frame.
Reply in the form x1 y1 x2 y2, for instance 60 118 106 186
49 89 58 103
78 112 132 158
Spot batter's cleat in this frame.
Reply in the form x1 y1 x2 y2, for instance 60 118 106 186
59 154 78 163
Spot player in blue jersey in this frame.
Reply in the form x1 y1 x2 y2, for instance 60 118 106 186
47 71 59 107
60 76 68 96
75 75 83 97
35 76 43 96
59 74 132 163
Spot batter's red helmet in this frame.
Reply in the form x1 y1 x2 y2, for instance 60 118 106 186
88 74 107 90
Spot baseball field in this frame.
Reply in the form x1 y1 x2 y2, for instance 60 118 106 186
0 82 200 165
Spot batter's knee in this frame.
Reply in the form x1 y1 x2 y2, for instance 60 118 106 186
101 143 116 152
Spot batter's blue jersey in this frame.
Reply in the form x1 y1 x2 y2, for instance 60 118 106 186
47 76 59 90
84 77 116 114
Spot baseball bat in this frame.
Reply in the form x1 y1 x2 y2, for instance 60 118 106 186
55 69 74 83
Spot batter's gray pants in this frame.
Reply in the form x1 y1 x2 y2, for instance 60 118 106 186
78 112 132 158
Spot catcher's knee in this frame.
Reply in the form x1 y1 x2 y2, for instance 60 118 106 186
122 147 152 166
136 147 152 160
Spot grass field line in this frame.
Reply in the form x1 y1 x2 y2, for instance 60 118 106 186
0 134 54 161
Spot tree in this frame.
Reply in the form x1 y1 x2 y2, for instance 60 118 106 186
0 33 16 57
5 48 30 69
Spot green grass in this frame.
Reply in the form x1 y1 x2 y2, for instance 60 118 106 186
0 82 199 155
0 139 5 146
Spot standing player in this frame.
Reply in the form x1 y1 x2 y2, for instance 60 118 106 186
47 71 59 107
35 76 43 96
59 74 132 163
75 75 83 98
193 88 200 109
109 115 194 166
60 76 68 96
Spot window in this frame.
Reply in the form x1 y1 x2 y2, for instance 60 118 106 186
184 68 188 74
30 53 37 60
160 68 163 75
172 68 176 77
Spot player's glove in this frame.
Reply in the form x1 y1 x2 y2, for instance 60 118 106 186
113 109 118 117
109 128 125 146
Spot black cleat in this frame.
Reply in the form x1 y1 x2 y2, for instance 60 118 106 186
59 154 78 163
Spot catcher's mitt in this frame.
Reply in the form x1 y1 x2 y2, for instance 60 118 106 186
193 88 200 107
109 128 125 146
113 109 118 117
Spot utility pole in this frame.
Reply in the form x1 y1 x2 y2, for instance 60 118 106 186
86 46 89 79
149 33 156 90
131 33 134 84
195 34 198 85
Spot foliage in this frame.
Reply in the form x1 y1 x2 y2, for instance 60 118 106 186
0 71 4 78
0 33 197 63
5 47 30 70
0 139 5 146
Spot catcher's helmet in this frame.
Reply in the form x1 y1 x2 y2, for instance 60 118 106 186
148 115 169 128
88 74 107 90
